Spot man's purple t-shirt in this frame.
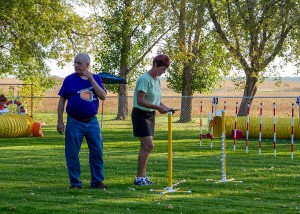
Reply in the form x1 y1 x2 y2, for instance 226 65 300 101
58 73 106 119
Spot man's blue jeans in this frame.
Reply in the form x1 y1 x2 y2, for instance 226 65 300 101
65 116 104 187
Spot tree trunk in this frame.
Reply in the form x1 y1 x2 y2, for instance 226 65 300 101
238 73 258 116
116 66 129 120
116 83 128 120
178 65 193 122
116 0 131 120
179 96 193 122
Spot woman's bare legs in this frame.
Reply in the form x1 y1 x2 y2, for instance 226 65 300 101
137 136 154 177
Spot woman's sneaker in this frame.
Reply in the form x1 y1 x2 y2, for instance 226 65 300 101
134 177 153 186
144 177 153 184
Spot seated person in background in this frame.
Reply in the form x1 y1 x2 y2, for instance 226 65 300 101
0 95 8 114
0 94 7 108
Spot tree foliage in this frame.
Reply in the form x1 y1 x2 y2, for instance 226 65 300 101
165 32 231 94
207 0 300 115
0 0 87 88
83 0 171 119
160 0 231 122
91 0 170 88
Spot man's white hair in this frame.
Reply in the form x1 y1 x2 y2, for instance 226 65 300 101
76 53 90 64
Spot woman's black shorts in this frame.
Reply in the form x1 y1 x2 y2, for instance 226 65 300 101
132 107 156 137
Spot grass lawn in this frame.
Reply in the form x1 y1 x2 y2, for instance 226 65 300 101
0 113 299 213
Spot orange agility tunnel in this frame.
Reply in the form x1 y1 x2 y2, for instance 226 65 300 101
212 116 299 139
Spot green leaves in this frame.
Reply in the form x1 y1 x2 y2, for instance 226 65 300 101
162 0 228 95
0 0 85 79
208 0 300 77
90 0 171 92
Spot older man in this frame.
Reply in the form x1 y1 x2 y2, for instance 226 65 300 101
57 53 107 189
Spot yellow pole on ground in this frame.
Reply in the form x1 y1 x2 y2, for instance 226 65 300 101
150 109 192 194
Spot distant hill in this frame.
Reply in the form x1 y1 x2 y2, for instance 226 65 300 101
281 76 300 82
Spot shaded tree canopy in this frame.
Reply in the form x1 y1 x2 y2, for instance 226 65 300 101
90 0 171 91
83 0 172 119
160 0 231 122
0 0 86 81
207 0 300 115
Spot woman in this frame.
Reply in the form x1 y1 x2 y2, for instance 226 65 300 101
131 54 171 186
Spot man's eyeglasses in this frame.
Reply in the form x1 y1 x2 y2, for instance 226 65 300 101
73 61 85 66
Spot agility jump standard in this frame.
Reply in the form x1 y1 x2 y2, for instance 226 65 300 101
210 103 215 148
150 109 192 194
245 103 250 153
258 103 263 155
199 101 203 146
291 103 295 160
233 102 238 152
273 102 277 157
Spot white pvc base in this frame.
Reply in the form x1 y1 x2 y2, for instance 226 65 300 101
206 177 242 184
150 180 192 195
150 187 192 195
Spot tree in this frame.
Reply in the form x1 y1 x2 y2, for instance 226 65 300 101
0 0 87 87
85 0 172 120
162 0 230 122
207 0 300 115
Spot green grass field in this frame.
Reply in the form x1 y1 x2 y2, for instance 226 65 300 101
0 113 299 213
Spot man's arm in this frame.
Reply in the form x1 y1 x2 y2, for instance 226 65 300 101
57 96 66 135
86 71 107 100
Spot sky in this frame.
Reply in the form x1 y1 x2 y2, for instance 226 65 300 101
48 60 73 77
48 5 92 77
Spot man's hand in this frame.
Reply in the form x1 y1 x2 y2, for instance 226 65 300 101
57 121 65 135
86 71 95 82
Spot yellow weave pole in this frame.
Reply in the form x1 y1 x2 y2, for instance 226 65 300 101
206 110 242 183
150 109 192 194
